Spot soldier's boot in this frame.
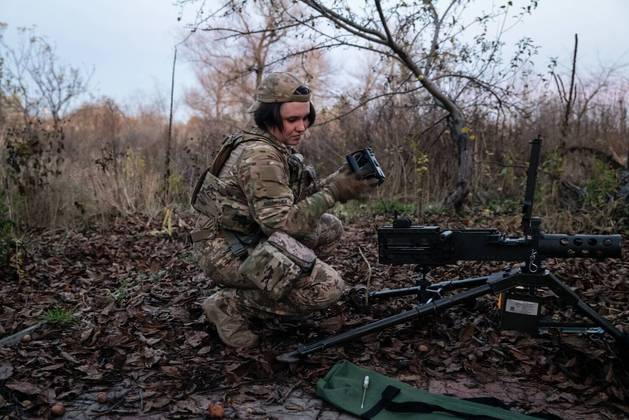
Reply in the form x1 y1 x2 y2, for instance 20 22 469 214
202 290 259 348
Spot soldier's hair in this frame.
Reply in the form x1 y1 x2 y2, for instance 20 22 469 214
254 85 316 131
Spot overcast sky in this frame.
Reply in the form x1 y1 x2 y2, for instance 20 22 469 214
2 0 628 119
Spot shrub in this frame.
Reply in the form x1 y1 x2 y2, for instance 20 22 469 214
582 160 619 209
372 199 416 216
43 307 76 326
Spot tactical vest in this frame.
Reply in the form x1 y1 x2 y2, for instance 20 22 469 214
191 130 317 234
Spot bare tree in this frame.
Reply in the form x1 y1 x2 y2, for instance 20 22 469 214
0 26 92 226
181 0 337 127
182 1 301 122
549 42 628 175
0 26 91 124
551 33 578 149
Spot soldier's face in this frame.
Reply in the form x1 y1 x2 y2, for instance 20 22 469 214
269 101 311 147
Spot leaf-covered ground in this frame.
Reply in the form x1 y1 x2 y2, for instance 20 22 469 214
1 213 628 419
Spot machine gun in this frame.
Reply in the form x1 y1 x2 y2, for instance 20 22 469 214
278 136 626 363
379 224 621 267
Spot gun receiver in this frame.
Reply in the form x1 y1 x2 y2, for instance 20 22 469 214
346 147 386 184
378 225 622 267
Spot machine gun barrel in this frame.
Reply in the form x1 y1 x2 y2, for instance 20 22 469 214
378 225 622 266
539 233 622 259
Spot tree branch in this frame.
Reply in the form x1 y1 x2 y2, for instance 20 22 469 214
374 0 394 46
300 0 388 45
316 86 423 126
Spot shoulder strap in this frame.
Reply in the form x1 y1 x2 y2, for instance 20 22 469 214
210 131 285 176
361 385 511 420
209 134 245 176
191 131 283 207
190 134 241 208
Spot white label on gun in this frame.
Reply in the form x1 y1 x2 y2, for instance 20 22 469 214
505 299 538 316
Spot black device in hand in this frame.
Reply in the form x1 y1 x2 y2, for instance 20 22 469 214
346 147 386 184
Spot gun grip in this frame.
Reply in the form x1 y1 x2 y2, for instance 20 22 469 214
346 152 361 174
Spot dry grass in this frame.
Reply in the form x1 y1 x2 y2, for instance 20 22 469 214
1 82 627 233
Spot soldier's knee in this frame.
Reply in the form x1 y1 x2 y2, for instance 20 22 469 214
318 213 344 246
289 259 344 311
312 260 345 306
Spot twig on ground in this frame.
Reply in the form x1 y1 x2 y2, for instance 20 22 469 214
0 321 45 346
358 247 372 306
278 380 303 404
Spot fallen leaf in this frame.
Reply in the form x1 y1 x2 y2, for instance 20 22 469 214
197 346 212 355
41 363 65 372
6 381 43 395
185 330 208 348
160 365 181 377
0 362 13 380
459 323 475 341
174 398 199 413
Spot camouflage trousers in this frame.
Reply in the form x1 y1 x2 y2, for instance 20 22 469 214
195 213 345 318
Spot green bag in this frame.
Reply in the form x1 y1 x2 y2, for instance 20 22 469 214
316 360 540 420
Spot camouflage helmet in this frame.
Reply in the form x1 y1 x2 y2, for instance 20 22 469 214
248 72 311 112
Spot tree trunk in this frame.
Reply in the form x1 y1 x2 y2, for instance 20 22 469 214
444 112 472 211
395 53 473 211
414 80 472 210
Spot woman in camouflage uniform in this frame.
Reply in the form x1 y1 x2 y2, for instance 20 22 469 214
191 72 379 347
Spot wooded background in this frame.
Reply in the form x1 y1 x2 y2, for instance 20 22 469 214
1 1 627 240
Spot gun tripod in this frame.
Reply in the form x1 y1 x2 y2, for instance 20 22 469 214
277 263 629 363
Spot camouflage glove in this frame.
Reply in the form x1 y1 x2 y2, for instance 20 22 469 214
325 165 379 203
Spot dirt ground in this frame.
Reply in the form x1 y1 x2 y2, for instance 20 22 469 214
1 213 628 419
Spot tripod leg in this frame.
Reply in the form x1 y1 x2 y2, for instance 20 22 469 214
430 275 493 292
367 274 493 301
368 285 439 300
545 272 629 348
277 283 494 363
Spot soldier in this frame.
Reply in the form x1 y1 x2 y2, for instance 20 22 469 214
191 72 379 348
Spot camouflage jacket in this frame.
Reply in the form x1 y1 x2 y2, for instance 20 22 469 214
198 128 336 239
